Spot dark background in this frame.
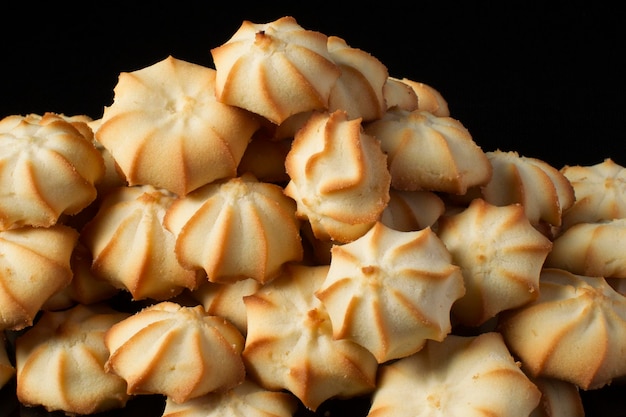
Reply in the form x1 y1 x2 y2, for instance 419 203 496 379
1 1 624 170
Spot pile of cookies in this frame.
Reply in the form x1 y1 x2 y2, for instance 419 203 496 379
2 15 625 417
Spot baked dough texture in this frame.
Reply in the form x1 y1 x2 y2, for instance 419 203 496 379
104 301 246 403
529 376 585 417
437 198 553 326
480 150 575 229
96 56 260 196
43 242 119 310
560 158 626 229
316 222 465 363
1 14 621 417
0 112 105 230
161 379 298 417
191 278 263 336
284 110 391 243
368 332 541 417
364 108 492 194
88 117 128 194
15 304 131 415
0 224 78 331
326 35 388 122
211 16 341 125
546 218 626 278
381 77 419 112
243 264 378 411
397 77 450 117
379 189 445 232
80 185 202 300
164 174 303 284
499 268 626 390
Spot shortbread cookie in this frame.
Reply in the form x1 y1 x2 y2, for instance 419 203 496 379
529 376 585 417
211 16 341 125
369 332 541 417
382 77 419 112
88 117 128 193
164 174 302 284
380 189 445 232
96 56 260 196
560 158 626 229
397 77 450 117
284 110 391 243
480 150 575 229
15 304 131 415
0 224 78 330
161 379 298 417
364 108 492 194
81 185 202 300
437 198 553 326
243 264 378 411
105 302 246 403
44 113 96 141
190 278 263 336
326 35 388 121
499 268 626 389
546 218 626 278
43 242 120 311
0 113 105 230
316 222 465 363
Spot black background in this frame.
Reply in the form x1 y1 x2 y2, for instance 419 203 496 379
1 1 626 416
1 1 625 170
